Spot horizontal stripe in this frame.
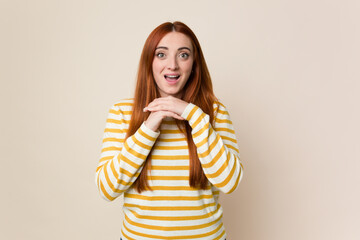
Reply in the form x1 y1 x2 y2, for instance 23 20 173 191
227 144 239 153
125 203 220 221
202 147 226 170
151 155 189 160
124 193 214 201
213 154 236 188
123 219 224 239
102 137 124 143
220 135 237 144
132 135 152 150
195 127 215 148
154 145 188 150
144 185 211 191
214 118 232 124
101 146 121 153
119 166 138 178
110 109 132 115
124 202 216 211
192 112 206 129
123 141 148 160
118 153 141 169
158 137 187 142
186 105 198 120
106 118 129 125
114 102 133 107
121 230 135 240
138 127 157 142
124 212 222 231
216 108 228 115
214 230 226 240
98 155 113 163
148 175 189 181
160 129 184 134
214 127 235 134
151 165 189 170
96 98 242 239
198 132 221 159
100 180 115 201
227 164 242 194
104 128 125 133
202 148 229 173
193 122 210 138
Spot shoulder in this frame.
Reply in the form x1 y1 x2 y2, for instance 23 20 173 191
213 98 230 116
107 98 134 117
110 98 134 111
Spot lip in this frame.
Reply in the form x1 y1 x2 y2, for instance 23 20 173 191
164 74 180 85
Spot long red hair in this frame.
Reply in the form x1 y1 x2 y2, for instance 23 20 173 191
126 21 218 193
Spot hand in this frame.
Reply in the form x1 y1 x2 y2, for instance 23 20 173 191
143 96 189 116
143 96 189 132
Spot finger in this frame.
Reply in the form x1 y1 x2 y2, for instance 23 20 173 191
145 97 180 113
144 103 163 111
158 110 182 119
144 104 167 112
147 97 171 108
170 112 185 120
147 98 161 107
145 97 187 116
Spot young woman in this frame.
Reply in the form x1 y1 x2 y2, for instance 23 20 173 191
95 21 243 240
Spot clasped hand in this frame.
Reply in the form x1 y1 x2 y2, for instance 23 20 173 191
143 96 189 132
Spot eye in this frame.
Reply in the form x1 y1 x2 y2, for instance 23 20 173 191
179 52 189 59
156 52 165 58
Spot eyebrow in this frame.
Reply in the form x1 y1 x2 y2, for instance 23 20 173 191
155 46 192 51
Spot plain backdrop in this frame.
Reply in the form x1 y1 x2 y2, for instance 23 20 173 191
1 0 359 239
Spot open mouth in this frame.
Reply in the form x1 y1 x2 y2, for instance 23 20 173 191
164 75 180 81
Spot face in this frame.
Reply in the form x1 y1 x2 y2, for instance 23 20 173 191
152 32 194 98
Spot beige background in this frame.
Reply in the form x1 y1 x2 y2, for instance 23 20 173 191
1 0 359 239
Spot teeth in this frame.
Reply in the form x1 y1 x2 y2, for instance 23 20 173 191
165 75 179 79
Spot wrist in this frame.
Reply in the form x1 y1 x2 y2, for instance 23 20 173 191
144 120 158 132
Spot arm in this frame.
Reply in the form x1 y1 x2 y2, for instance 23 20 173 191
95 103 160 201
181 101 244 194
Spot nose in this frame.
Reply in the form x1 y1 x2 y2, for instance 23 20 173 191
167 56 179 70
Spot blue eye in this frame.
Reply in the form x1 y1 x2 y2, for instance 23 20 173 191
156 52 165 58
179 53 189 59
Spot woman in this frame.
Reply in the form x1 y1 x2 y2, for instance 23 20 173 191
95 21 243 240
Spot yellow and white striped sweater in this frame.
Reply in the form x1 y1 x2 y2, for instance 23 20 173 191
95 98 243 240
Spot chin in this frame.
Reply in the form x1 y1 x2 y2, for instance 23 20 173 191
163 92 181 98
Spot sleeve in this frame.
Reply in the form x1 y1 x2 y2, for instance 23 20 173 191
181 101 244 194
95 103 160 201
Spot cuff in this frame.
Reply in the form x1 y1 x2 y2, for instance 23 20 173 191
181 103 198 121
134 122 160 146
181 103 208 130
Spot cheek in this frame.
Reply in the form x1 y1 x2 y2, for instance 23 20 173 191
184 61 194 75
152 60 164 74
152 62 157 74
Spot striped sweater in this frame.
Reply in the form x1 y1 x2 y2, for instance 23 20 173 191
95 98 244 240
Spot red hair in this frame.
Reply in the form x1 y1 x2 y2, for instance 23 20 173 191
126 21 218 193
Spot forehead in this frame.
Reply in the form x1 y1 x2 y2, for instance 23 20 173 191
157 32 193 50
